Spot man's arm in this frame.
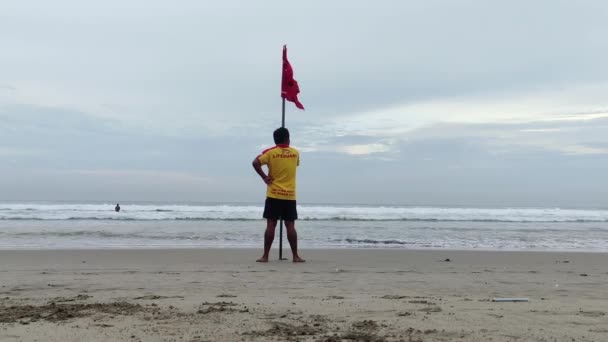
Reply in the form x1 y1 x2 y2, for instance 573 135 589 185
252 157 272 184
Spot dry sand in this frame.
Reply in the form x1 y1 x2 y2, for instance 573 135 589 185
0 248 607 341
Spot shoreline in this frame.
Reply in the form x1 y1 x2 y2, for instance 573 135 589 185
1 246 607 253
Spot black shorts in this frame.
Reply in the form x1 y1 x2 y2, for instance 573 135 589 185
263 197 298 221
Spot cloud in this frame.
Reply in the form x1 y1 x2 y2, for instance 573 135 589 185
336 143 391 156
0 85 16 96
288 81 608 158
0 147 42 156
2 0 608 206
62 169 215 185
558 145 608 155
520 128 564 133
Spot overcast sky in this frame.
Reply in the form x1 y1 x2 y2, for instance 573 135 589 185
1 0 607 207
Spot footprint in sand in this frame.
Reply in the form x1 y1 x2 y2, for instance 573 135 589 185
578 310 605 317
326 295 345 300
380 295 408 300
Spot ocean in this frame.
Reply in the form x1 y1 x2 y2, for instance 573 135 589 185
1 202 607 251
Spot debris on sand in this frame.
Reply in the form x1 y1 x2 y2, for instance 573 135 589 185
0 301 144 323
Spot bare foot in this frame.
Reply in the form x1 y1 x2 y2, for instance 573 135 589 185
293 257 306 263
256 257 268 263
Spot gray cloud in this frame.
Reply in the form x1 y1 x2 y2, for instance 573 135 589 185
1 0 608 207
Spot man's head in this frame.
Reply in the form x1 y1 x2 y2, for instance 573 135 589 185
273 127 290 145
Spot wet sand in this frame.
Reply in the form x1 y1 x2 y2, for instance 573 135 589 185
1 248 607 341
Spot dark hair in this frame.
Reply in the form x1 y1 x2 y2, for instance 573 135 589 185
273 127 290 144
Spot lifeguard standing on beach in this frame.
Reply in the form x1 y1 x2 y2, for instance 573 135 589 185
252 127 305 263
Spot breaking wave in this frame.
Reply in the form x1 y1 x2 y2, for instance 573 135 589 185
1 203 608 222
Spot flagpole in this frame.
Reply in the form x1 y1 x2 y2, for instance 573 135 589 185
279 97 286 260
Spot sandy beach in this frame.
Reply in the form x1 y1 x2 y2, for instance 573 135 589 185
0 248 606 341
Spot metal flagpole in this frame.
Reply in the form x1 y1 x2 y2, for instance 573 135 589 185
279 97 286 260
281 97 286 127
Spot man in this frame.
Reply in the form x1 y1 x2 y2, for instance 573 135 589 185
252 127 305 263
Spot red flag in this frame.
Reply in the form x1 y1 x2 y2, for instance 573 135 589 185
281 45 304 110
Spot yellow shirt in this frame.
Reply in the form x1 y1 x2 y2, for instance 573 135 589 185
257 144 299 200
